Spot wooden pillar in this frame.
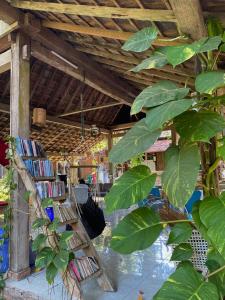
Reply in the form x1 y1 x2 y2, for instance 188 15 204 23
9 31 30 280
108 131 113 182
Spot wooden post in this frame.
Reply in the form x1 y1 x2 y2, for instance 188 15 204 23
108 131 113 182
9 31 31 280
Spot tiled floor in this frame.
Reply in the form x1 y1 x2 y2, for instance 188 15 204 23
6 206 175 300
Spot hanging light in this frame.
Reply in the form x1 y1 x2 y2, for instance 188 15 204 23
91 124 100 137
32 108 46 127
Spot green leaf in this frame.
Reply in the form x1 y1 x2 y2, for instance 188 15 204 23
109 119 161 164
164 37 221 67
192 202 211 243
32 218 49 230
41 197 53 209
131 80 189 115
167 223 192 245
35 247 56 269
207 17 223 37
53 250 69 272
196 71 225 94
46 263 58 285
48 218 60 232
32 234 47 251
122 27 158 52
153 261 219 300
199 193 225 259
162 144 200 208
217 137 225 159
130 51 167 72
171 243 193 261
105 165 156 213
111 207 163 254
145 98 193 130
174 110 225 143
60 231 74 242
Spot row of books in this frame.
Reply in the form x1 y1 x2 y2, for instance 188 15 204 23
67 232 85 250
35 181 65 199
16 137 45 157
24 160 54 178
70 256 99 282
53 204 77 223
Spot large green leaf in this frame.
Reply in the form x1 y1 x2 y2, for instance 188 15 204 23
167 223 192 245
109 119 161 163
145 99 193 130
35 247 56 269
192 202 210 243
53 250 69 272
196 71 225 94
105 165 156 213
174 110 225 143
131 80 189 115
122 27 158 52
199 193 225 259
130 51 167 72
111 207 163 254
171 243 193 261
46 263 58 285
217 137 225 160
164 36 221 67
153 261 219 300
32 218 49 230
162 144 200 208
32 234 47 251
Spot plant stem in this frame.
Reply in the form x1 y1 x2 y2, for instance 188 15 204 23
207 264 225 278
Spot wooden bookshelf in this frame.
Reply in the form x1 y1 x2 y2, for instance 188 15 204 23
72 241 89 252
60 218 78 226
80 269 102 284
33 176 56 181
52 194 68 201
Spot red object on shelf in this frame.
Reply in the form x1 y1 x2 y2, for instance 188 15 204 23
0 139 9 167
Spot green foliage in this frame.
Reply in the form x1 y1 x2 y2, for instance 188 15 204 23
145 98 194 130
110 207 163 254
48 218 60 232
32 234 47 252
0 173 10 201
53 250 69 272
109 119 161 163
35 247 56 269
130 51 167 72
195 71 225 94
175 110 225 143
170 243 193 261
46 263 58 285
105 165 156 213
167 223 192 245
162 144 200 207
153 262 219 299
122 27 158 52
32 218 49 230
41 197 53 208
131 80 189 115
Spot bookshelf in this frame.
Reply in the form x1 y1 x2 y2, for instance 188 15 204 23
14 137 114 299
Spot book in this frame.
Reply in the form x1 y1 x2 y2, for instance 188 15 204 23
36 181 66 199
24 159 54 178
16 137 45 157
70 256 100 281
53 204 77 223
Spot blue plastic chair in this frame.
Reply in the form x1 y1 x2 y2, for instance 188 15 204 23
185 190 202 214
0 228 9 273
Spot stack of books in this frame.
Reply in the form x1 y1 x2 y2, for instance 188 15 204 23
53 204 77 223
16 137 45 157
35 181 65 199
70 256 99 282
67 232 85 250
24 160 54 177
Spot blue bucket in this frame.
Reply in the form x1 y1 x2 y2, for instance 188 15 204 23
0 228 9 273
45 207 54 222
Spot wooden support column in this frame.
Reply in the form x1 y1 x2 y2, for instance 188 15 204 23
9 31 30 280
108 131 113 182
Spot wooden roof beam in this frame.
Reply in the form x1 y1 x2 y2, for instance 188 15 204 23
11 1 176 22
0 0 21 24
42 21 190 47
169 0 207 40
0 49 11 74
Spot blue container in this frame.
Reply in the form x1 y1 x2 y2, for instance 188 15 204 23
0 228 9 273
45 207 54 222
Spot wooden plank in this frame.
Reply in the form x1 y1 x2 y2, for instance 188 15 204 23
0 0 21 24
12 1 176 22
0 49 11 74
0 103 110 134
169 0 207 40
59 102 121 117
31 42 136 106
9 31 30 280
0 20 19 37
110 122 136 130
0 35 10 53
42 20 190 46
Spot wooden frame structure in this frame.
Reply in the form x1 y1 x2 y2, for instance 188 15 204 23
0 0 223 297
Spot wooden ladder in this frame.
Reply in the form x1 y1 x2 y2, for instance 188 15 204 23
14 152 115 300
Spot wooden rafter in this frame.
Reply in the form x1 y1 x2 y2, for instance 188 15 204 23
41 21 190 47
0 49 10 74
11 1 176 22
59 102 121 117
169 0 207 40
